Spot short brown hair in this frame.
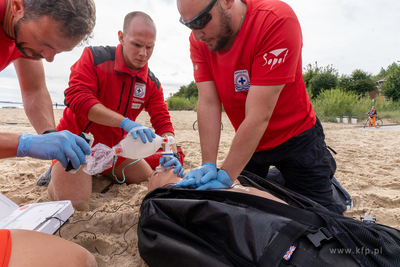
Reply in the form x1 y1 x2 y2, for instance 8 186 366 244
123 11 156 35
22 0 96 43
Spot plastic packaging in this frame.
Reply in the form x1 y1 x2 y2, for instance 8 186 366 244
67 132 94 174
155 136 176 173
83 143 115 175
83 133 165 175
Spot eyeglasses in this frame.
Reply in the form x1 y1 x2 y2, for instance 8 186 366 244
179 0 218 30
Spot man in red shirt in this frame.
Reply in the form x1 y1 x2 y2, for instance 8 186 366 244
46 11 183 211
177 0 340 213
1 0 97 266
0 0 96 169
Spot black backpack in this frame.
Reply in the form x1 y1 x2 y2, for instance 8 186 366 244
138 171 400 267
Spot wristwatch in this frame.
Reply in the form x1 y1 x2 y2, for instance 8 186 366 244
42 129 59 135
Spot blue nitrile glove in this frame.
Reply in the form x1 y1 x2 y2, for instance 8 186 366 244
176 163 217 188
16 131 91 169
197 169 234 190
159 156 184 177
119 118 156 144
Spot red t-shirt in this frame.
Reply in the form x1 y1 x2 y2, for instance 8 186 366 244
190 0 316 151
0 0 22 71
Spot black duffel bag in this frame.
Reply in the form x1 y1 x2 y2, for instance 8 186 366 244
138 171 400 267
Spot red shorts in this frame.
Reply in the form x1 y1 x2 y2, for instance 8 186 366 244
0 229 12 267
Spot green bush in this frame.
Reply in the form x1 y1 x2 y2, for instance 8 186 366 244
311 88 400 123
188 96 198 106
312 88 363 120
166 96 197 109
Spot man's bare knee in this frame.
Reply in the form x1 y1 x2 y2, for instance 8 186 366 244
85 253 98 267
48 162 92 210
64 241 98 266
71 200 90 211
49 185 89 210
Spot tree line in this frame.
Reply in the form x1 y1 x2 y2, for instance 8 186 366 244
303 61 400 101
167 61 400 109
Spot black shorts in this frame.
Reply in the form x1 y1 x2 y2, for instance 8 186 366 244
244 118 340 213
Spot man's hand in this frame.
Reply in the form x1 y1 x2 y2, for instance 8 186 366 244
197 169 234 190
16 131 91 169
176 163 217 188
119 118 156 143
160 156 184 177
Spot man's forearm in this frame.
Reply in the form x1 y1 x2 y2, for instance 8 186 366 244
220 84 284 180
220 116 268 181
0 133 20 159
87 103 125 127
220 84 283 181
14 58 56 133
197 100 221 165
22 89 55 134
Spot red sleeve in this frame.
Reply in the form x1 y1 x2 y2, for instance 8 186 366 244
64 47 101 118
0 229 11 267
189 34 213 83
251 5 302 85
145 83 174 136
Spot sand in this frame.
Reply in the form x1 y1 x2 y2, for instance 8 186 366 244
0 108 399 267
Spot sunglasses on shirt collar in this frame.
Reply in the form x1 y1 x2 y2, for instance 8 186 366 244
179 0 218 30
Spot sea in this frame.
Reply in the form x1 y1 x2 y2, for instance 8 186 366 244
0 101 65 109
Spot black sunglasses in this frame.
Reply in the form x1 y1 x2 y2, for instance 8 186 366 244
179 0 218 30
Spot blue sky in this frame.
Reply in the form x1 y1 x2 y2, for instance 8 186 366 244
1 0 399 103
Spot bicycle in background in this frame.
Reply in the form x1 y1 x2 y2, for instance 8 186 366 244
193 120 223 131
363 116 383 128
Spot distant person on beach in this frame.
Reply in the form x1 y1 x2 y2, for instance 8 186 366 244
366 106 377 127
42 11 182 211
0 0 96 169
176 0 341 214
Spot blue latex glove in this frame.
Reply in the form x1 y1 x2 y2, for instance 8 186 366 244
197 169 234 190
159 156 184 177
17 131 91 169
176 163 217 188
119 118 156 144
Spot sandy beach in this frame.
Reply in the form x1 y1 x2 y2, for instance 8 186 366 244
0 108 399 267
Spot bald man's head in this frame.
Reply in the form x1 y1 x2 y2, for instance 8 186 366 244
123 11 156 36
118 11 157 70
